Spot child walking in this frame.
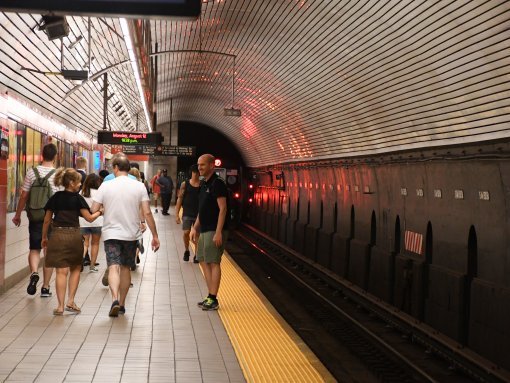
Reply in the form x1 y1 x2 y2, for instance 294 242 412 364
42 168 101 315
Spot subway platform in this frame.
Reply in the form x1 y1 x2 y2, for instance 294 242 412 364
0 212 335 383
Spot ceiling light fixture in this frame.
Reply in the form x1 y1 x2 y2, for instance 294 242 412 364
223 56 241 117
119 18 152 132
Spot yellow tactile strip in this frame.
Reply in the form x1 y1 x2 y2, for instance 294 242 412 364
214 252 337 383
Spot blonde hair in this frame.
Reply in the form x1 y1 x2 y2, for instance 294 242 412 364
54 167 81 188
128 167 141 181
76 156 87 168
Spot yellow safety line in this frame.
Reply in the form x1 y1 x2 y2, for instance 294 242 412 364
192 238 336 383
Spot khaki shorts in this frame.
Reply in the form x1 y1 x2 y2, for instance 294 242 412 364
196 231 228 264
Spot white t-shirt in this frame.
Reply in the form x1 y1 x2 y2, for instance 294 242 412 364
22 165 60 193
79 189 103 228
93 175 149 241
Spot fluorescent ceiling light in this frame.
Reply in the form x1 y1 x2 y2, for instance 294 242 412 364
7 112 22 122
120 18 152 132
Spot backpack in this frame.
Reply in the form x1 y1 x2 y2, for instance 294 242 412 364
26 167 56 222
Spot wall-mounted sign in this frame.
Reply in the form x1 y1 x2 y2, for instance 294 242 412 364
156 145 195 157
0 125 8 160
111 145 195 157
97 131 163 145
93 150 101 171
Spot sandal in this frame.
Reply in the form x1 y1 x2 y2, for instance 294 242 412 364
65 303 81 313
53 309 64 316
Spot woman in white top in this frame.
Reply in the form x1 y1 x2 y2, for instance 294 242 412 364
80 174 103 272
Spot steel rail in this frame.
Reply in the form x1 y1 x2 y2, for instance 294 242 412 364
236 223 510 383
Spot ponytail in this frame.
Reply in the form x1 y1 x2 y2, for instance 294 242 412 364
53 167 66 187
53 167 81 188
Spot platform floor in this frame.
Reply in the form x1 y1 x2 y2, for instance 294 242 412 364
0 213 334 383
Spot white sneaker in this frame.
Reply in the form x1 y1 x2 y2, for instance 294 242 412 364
89 266 99 273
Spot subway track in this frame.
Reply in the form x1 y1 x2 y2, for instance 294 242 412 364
226 224 507 383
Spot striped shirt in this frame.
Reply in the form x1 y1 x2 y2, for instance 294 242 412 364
22 165 60 194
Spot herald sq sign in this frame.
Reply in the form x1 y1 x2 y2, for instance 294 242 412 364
97 131 163 145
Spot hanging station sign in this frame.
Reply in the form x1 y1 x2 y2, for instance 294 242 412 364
97 131 163 145
0 0 202 19
111 144 196 157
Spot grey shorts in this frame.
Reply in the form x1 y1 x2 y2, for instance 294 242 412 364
104 239 137 268
182 216 196 231
196 231 228 264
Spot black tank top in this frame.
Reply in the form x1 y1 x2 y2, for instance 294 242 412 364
182 179 200 218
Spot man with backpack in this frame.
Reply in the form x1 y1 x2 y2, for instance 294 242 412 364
12 143 59 297
175 164 201 263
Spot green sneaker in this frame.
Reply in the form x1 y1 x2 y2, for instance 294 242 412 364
197 298 207 307
202 297 219 311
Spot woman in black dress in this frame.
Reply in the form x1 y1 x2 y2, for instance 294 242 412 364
42 168 101 315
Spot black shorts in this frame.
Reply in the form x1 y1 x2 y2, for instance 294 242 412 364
29 221 44 250
104 239 138 268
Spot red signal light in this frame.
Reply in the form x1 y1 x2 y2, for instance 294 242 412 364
248 184 253 189
248 198 253 203
234 193 240 199
214 158 222 167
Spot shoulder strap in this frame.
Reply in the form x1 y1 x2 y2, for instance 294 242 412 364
42 168 56 182
32 166 41 182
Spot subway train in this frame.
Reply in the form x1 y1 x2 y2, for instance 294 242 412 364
0 0 509 379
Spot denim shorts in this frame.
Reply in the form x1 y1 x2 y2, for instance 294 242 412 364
28 221 44 250
81 227 102 235
104 239 138 268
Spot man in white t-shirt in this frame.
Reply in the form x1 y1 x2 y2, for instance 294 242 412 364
12 143 59 297
91 153 160 317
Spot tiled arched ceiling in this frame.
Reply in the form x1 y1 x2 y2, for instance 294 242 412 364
2 1 510 167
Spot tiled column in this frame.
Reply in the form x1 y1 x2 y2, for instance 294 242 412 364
151 121 178 199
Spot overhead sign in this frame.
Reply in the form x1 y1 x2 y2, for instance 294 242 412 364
112 145 196 157
0 0 202 19
97 131 163 145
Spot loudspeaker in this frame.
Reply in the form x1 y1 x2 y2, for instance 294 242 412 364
41 16 69 40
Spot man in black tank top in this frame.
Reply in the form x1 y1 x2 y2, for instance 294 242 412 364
175 164 201 262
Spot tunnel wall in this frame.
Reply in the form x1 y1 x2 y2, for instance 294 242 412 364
246 142 510 371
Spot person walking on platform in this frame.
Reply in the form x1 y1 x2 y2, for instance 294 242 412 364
157 169 173 216
91 153 160 317
12 143 59 297
175 164 201 263
75 156 88 190
42 168 101 315
150 169 162 213
79 174 103 273
190 154 229 311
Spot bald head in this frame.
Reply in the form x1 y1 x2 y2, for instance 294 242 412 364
197 153 216 179
112 152 130 172
199 154 215 164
